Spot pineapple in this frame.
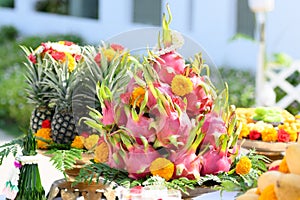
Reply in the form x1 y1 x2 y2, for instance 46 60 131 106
22 46 55 134
44 57 83 144
82 45 130 101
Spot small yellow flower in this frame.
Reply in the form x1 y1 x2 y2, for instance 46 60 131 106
261 127 278 142
258 184 278 200
94 142 109 163
150 157 174 181
103 49 116 62
65 52 76 72
278 156 289 173
35 128 52 149
171 75 193 96
239 122 250 139
236 156 252 175
130 86 146 107
71 136 85 149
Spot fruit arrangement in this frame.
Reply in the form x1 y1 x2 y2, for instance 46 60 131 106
22 41 84 144
237 107 300 143
236 141 300 200
17 4 273 197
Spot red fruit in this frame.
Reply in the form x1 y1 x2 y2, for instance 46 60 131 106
153 51 185 84
201 147 231 175
41 119 51 128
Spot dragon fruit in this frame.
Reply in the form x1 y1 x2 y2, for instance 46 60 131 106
200 146 231 175
153 51 186 84
170 151 202 180
185 76 213 118
81 4 241 186
201 112 227 149
101 100 115 125
155 110 192 149
125 114 156 143
124 145 160 179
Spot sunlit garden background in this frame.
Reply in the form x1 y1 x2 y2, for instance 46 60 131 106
0 0 299 137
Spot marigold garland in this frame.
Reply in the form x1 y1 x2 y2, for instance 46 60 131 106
171 75 193 96
258 184 277 200
278 124 298 142
236 156 252 175
71 136 85 149
35 128 52 149
261 127 278 142
149 157 174 181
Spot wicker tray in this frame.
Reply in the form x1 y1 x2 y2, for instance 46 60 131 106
239 139 292 152
238 139 294 160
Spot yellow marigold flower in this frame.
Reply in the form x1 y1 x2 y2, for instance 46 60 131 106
94 142 109 163
239 122 250 139
103 48 116 62
71 136 85 149
236 156 252 175
130 86 145 107
35 128 52 149
84 134 100 150
261 127 278 142
258 184 278 200
171 75 193 96
279 156 290 173
150 157 174 181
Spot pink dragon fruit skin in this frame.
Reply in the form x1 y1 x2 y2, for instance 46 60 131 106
153 51 186 84
155 110 192 149
126 114 156 143
106 142 126 170
200 146 231 176
101 100 115 125
124 145 160 179
185 76 213 118
201 112 227 149
170 151 202 180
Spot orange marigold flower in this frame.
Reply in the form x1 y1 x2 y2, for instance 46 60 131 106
130 87 146 107
71 136 85 149
236 156 252 175
35 128 52 149
150 157 174 181
171 75 193 96
94 142 109 163
278 156 289 173
261 127 278 142
258 184 278 200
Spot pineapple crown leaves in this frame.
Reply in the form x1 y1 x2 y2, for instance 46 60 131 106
21 46 53 106
82 45 131 101
43 56 84 111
